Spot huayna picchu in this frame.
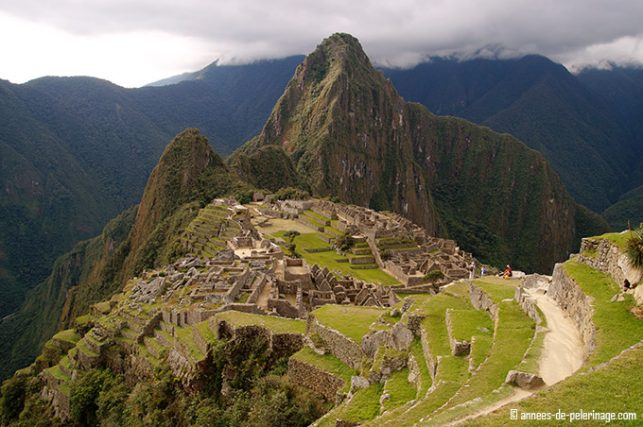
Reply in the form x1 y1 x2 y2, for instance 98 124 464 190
1 33 641 427
232 33 605 274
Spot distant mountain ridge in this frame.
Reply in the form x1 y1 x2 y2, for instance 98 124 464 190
381 56 642 213
0 59 299 320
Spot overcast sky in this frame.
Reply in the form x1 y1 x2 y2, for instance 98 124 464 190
1 0 643 87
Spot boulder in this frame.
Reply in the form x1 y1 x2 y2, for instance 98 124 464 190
350 376 370 393
505 370 545 389
391 322 413 352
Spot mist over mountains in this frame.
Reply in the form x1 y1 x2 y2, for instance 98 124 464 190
0 42 640 334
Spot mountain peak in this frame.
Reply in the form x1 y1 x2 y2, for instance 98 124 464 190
300 33 373 84
124 128 248 275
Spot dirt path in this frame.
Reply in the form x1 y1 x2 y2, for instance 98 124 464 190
448 389 532 426
450 283 585 425
526 287 584 384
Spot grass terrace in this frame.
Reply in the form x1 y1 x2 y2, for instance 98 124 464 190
448 308 494 344
382 368 417 411
320 383 385 426
563 260 643 366
291 347 354 392
273 231 399 286
444 301 535 409
52 329 81 345
463 344 643 426
312 305 384 343
214 311 306 335
590 230 635 251
473 277 520 302
174 326 205 361
409 338 432 396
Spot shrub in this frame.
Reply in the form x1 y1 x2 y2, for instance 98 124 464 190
626 228 643 269
274 187 310 201
284 230 301 241
0 375 26 423
335 233 355 253
424 270 444 282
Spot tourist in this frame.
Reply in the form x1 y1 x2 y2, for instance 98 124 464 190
469 261 475 280
480 266 486 276
503 264 512 279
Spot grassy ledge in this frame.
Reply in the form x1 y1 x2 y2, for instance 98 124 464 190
312 305 384 342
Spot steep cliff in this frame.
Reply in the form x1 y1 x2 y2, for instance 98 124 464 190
0 207 136 379
123 128 251 277
0 129 251 380
234 33 578 272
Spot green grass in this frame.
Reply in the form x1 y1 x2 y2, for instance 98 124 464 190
415 293 471 356
473 278 519 302
174 326 205 361
516 322 546 374
52 328 81 344
590 230 635 251
76 339 99 358
444 301 535 408
46 364 70 381
291 347 354 391
367 284 476 426
463 344 643 426
563 260 643 366
215 310 306 335
273 231 399 286
144 336 165 358
312 305 384 342
448 308 493 342
410 338 432 396
304 209 330 223
334 383 384 423
383 369 417 411
195 319 217 342
59 355 72 370
469 334 493 370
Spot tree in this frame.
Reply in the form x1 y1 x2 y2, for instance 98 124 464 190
335 233 355 253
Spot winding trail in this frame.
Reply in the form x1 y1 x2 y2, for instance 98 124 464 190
526 287 584 384
450 282 585 425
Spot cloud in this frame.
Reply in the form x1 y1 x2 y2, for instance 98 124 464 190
1 0 643 86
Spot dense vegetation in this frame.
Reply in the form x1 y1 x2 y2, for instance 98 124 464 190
383 56 643 214
1 334 329 427
0 58 298 326
0 130 253 380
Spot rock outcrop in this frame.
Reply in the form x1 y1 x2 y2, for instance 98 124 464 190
577 236 643 289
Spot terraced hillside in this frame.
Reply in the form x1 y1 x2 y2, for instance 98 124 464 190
1 201 641 426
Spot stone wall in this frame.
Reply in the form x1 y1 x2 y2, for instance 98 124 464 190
288 357 345 401
268 298 300 318
445 309 471 356
549 263 596 357
577 237 642 288
307 315 363 369
514 287 542 324
468 283 499 320
41 374 70 422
